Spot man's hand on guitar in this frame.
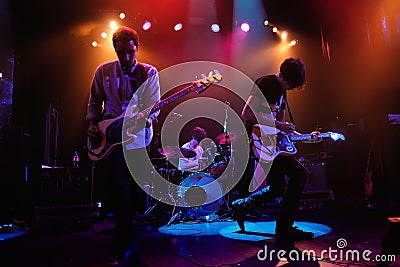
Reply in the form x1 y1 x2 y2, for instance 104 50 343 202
135 112 152 128
276 121 296 133
126 112 153 138
303 131 323 143
88 120 102 148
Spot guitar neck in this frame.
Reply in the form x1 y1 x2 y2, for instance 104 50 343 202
123 85 194 129
144 86 193 117
290 132 331 142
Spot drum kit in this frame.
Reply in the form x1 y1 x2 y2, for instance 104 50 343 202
145 130 242 225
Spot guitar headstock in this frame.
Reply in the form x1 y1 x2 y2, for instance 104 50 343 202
192 70 222 93
328 132 345 141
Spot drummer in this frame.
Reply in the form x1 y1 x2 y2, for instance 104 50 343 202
178 126 207 175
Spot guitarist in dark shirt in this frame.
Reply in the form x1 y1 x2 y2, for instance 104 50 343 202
232 57 322 242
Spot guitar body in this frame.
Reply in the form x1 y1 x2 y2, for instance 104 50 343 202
252 126 297 163
87 110 149 162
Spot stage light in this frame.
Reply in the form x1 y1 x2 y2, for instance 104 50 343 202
211 23 220 33
290 40 297 46
100 32 107 39
281 31 288 40
174 23 183 31
91 41 98 47
109 21 118 30
119 12 126 20
272 26 278 33
142 21 152 31
264 20 269 26
240 22 250 32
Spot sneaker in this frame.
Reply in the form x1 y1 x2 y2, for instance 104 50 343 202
275 226 314 242
231 199 247 231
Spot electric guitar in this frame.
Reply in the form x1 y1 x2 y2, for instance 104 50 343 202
251 124 345 163
87 70 222 162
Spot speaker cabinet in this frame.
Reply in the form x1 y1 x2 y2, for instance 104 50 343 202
35 166 98 221
301 163 334 202
303 163 327 192
382 217 400 254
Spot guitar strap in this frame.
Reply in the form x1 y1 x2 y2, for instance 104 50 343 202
131 63 147 110
284 94 296 125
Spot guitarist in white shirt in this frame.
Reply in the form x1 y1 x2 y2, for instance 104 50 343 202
231 57 322 242
86 26 160 265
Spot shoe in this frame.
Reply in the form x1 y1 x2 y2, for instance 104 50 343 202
231 199 247 231
111 241 143 267
275 226 314 242
113 249 142 267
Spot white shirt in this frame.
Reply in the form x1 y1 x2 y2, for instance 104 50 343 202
178 141 204 172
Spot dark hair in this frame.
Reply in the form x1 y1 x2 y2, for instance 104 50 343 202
192 127 207 142
279 57 306 88
112 26 139 49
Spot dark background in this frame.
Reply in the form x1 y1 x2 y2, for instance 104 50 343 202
1 0 399 222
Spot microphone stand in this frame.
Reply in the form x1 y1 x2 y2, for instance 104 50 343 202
220 101 234 215
223 101 230 161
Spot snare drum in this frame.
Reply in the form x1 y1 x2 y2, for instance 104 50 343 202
177 172 223 218
209 161 228 178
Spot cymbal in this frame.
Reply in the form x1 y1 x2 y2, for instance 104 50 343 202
214 131 241 144
158 146 197 158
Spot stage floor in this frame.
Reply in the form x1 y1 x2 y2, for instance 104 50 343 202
1 198 399 267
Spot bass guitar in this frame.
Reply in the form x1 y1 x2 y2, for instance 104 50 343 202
87 70 222 162
251 124 345 163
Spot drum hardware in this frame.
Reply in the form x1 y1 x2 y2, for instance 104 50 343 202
208 153 239 217
166 133 235 225
214 130 242 165
167 172 224 225
141 156 182 220
163 104 246 224
199 141 218 172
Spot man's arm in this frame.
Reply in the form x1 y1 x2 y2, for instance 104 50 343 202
276 109 321 142
242 95 295 133
275 109 296 133
242 95 275 126
178 158 200 171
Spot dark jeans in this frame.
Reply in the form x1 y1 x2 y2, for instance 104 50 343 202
237 152 307 229
94 146 148 255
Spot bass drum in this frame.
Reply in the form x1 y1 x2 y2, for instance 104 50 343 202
177 172 223 219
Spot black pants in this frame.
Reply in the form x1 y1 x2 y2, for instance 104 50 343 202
236 152 307 229
94 146 148 255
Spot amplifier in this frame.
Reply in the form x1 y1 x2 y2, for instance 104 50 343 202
34 166 97 222
301 162 334 203
302 162 328 192
38 166 92 205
